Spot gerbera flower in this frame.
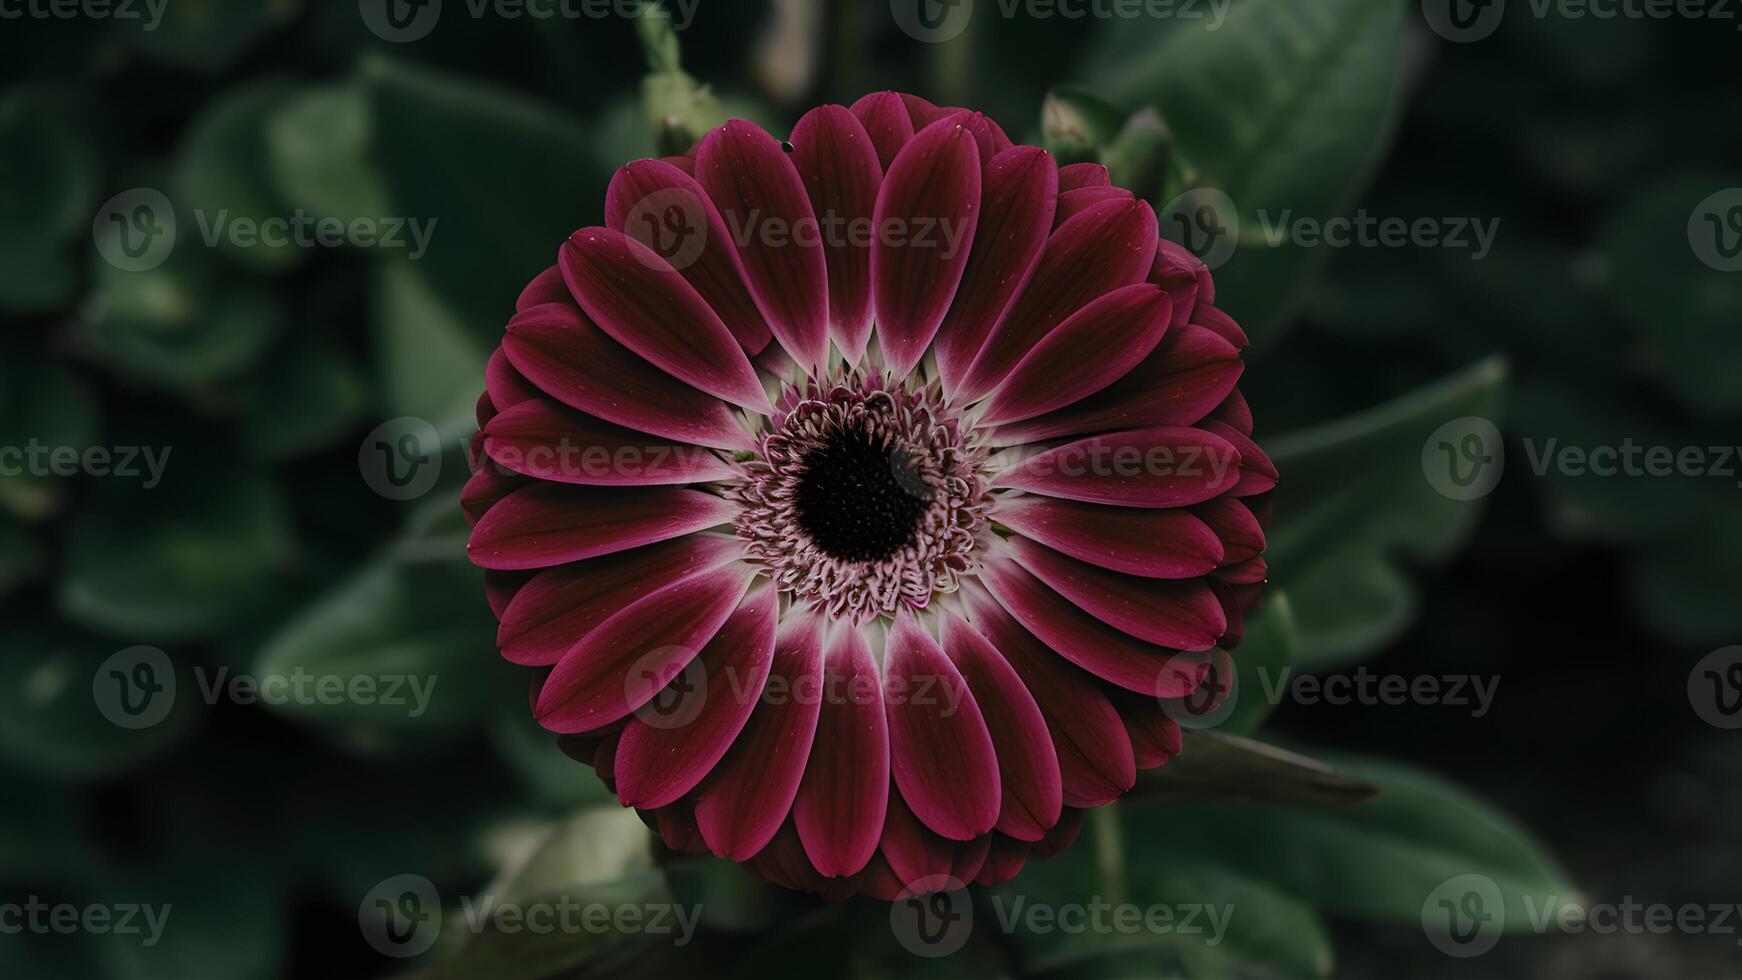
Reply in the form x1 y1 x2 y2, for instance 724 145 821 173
464 92 1273 899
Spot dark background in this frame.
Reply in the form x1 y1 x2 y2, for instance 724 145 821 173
1 1 1739 977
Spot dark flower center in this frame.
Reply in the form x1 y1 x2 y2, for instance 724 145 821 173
793 426 932 562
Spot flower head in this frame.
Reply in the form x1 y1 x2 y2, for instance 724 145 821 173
465 92 1273 899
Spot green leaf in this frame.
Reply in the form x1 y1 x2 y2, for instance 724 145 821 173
1040 85 1125 165
238 333 369 460
173 78 300 272
1600 174 1742 415
0 347 100 522
415 808 670 980
77 242 283 392
0 624 202 780
0 516 35 595
59 456 291 642
1131 732 1377 806
1264 357 1508 669
252 501 512 742
124 0 301 72
1220 592 1297 736
1129 850 1335 978
373 255 491 443
1133 756 1577 931
360 55 609 330
266 80 391 225
0 92 98 312
1086 0 1408 344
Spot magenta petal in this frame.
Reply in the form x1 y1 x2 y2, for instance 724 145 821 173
793 625 890 877
979 553 1211 695
962 585 1136 808
957 198 1159 401
1111 689 1184 770
1004 536 1226 650
790 105 882 362
1149 239 1212 326
496 535 741 666
467 483 738 570
460 462 525 527
899 92 947 129
1057 162 1111 191
694 119 830 372
992 323 1243 445
503 302 754 452
1210 388 1255 435
484 398 737 486
560 228 769 414
976 835 1033 885
614 582 779 808
849 91 916 171
1201 420 1277 496
871 118 982 378
1054 185 1133 227
695 613 827 860
994 495 1223 579
534 563 756 732
1193 304 1248 350
933 147 1058 397
486 346 539 412
516 264 570 311
484 569 531 620
991 425 1242 508
1195 495 1267 565
941 613 1062 842
879 790 991 888
884 612 1000 840
979 283 1171 425
605 159 773 356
